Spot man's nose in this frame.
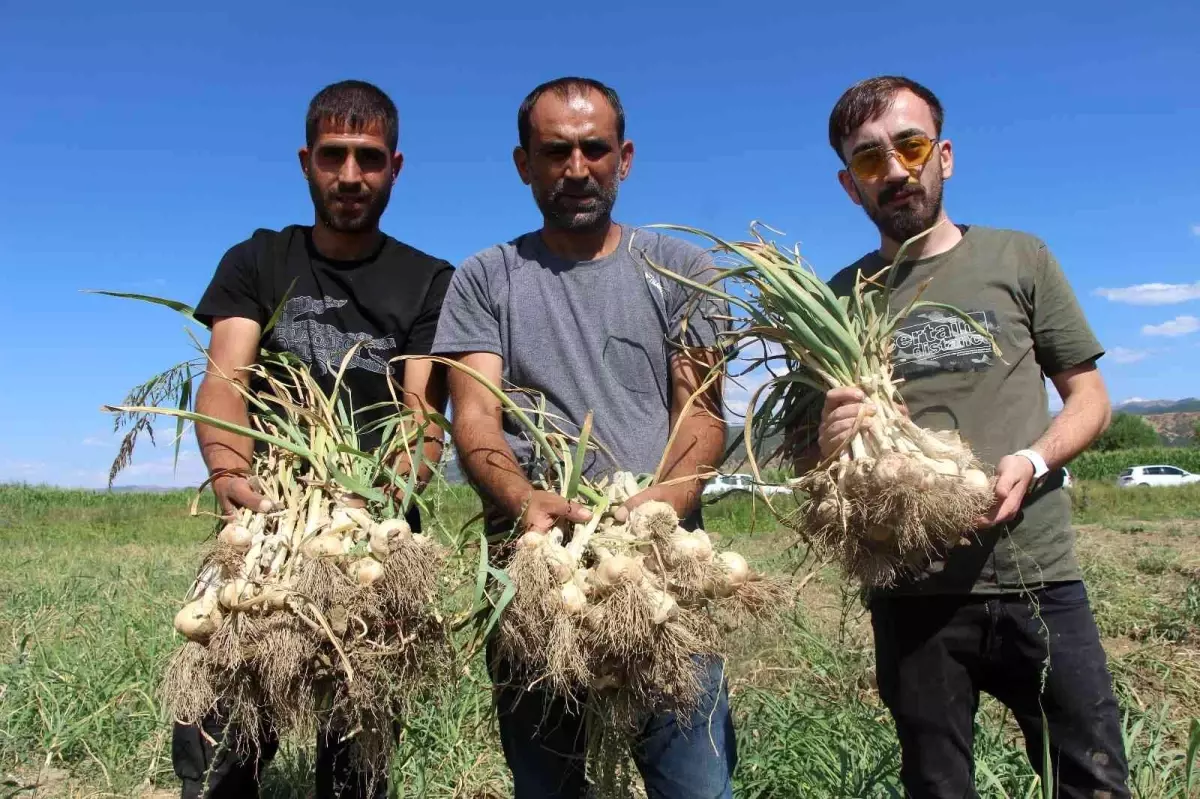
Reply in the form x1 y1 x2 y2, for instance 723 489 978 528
564 148 588 180
338 153 363 185
883 149 913 182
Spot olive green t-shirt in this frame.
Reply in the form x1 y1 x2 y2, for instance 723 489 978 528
822 224 1104 595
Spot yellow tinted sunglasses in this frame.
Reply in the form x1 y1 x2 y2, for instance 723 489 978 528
848 135 938 181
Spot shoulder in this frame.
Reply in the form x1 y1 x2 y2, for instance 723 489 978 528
963 224 1049 259
217 224 306 267
961 225 1060 298
627 227 711 275
455 232 542 279
827 251 882 296
380 235 455 277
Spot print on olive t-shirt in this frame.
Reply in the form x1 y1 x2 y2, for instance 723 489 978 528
821 225 1105 595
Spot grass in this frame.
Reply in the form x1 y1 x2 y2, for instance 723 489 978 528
1 481 1198 797
1069 482 1200 525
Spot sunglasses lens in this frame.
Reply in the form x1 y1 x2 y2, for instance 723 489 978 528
895 136 934 169
850 149 887 180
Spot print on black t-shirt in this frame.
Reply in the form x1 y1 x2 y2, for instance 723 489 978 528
269 295 398 376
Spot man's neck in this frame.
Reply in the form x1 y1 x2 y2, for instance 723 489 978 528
311 220 383 262
877 214 961 263
539 220 623 262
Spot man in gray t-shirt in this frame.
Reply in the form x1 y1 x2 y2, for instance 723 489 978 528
431 77 736 799
434 223 722 495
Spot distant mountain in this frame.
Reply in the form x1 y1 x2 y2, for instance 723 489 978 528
107 484 186 494
721 425 785 471
1140 412 1200 447
1116 398 1200 415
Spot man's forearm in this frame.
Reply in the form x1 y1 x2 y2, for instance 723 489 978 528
195 377 254 476
1030 389 1111 471
386 413 445 495
657 408 726 516
453 416 536 520
416 437 443 490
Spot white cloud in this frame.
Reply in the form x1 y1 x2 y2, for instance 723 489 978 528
1108 347 1149 364
724 366 778 420
82 436 109 447
725 398 750 419
722 338 793 421
76 459 206 490
1094 282 1200 306
1 460 46 475
1142 315 1200 337
1191 224 1200 237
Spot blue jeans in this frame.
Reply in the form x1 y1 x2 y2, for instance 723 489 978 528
870 581 1130 798
487 642 737 799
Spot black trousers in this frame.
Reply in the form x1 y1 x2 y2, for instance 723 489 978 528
870 581 1130 798
171 706 389 799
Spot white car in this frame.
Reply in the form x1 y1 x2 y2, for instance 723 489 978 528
1117 465 1200 488
702 473 792 499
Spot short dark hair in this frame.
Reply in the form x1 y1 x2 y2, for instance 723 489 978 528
517 76 625 151
306 79 399 152
827 75 944 161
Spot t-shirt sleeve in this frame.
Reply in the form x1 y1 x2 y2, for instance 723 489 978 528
404 262 454 356
1028 241 1105 376
668 245 729 351
194 239 268 329
430 253 502 356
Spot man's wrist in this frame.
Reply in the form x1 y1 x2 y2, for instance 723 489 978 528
497 480 538 522
653 478 700 517
1013 448 1049 491
207 465 249 481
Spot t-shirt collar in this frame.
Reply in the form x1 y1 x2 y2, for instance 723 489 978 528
303 225 387 269
533 222 631 269
878 223 972 269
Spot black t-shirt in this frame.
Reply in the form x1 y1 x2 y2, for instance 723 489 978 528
195 225 453 526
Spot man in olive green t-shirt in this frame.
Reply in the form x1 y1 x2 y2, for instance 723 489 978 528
796 76 1130 797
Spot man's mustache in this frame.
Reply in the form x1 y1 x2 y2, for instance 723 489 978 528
550 178 602 200
878 181 923 206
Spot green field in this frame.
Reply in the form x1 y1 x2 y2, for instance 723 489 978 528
3 482 1200 798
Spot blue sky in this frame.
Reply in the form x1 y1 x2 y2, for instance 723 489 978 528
1 1 1197 488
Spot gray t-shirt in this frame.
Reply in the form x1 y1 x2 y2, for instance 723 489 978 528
431 224 725 510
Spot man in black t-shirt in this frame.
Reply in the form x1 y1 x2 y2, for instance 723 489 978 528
173 80 453 799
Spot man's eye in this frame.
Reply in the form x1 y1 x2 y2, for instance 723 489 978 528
315 146 347 167
356 149 388 172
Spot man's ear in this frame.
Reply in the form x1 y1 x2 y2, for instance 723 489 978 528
298 147 311 179
938 138 954 180
837 169 863 208
391 151 405 183
618 139 634 181
513 146 531 185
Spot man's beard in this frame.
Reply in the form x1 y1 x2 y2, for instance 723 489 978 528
309 176 391 234
533 176 619 233
863 170 944 245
